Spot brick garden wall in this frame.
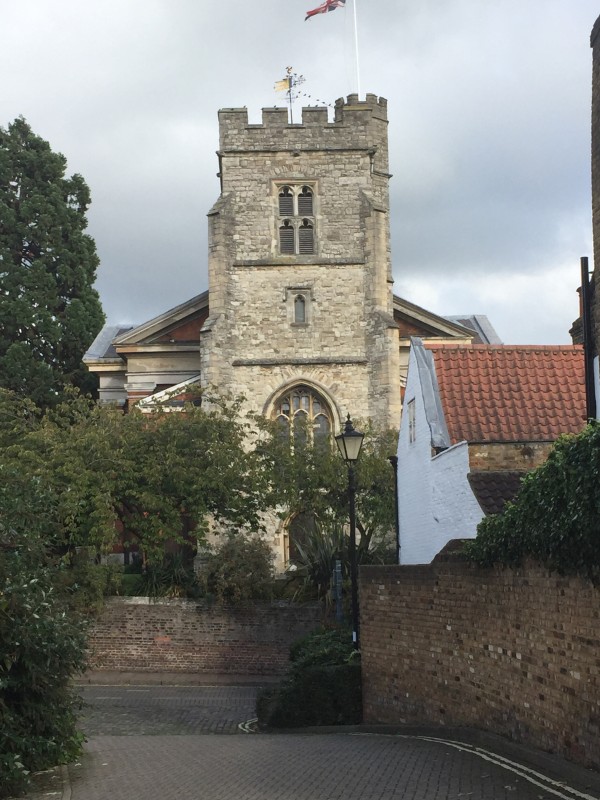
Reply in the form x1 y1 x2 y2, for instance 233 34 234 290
360 554 600 770
87 598 322 676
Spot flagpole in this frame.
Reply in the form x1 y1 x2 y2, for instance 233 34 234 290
352 0 361 97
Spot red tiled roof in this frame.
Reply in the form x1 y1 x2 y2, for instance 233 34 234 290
427 344 587 443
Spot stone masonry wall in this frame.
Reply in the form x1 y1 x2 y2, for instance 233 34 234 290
202 94 401 431
467 441 552 471
360 558 600 770
87 598 322 676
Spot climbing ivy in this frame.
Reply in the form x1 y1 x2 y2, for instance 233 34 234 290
464 421 600 584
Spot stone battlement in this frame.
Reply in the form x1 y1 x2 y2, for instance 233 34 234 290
218 93 388 153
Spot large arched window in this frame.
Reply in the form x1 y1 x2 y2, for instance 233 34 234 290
273 384 333 444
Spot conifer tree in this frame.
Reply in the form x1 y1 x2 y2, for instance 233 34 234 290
0 118 104 406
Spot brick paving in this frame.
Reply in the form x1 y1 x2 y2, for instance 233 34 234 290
64 734 596 800
21 684 600 800
78 685 258 735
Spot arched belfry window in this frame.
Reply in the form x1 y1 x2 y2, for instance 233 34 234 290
277 184 315 255
273 385 333 444
279 220 295 254
298 220 314 254
279 186 294 216
298 186 313 215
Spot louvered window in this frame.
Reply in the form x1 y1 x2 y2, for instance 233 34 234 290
279 221 295 254
279 187 294 216
297 186 313 215
276 183 315 255
298 220 314 254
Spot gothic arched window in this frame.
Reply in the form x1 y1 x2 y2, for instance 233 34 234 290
273 385 332 444
294 294 306 324
277 184 315 255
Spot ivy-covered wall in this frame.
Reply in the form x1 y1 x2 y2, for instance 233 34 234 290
360 556 600 770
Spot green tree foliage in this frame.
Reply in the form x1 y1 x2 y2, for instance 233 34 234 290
0 118 104 407
464 421 600 583
197 532 275 604
0 479 87 798
262 421 398 574
0 389 271 568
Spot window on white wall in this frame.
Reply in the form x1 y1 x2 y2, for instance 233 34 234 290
408 399 416 443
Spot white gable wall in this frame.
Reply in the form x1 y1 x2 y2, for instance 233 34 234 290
398 345 484 565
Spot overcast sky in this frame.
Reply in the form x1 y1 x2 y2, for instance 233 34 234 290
2 1 598 344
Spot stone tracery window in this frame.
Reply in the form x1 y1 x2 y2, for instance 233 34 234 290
273 384 332 444
278 184 315 255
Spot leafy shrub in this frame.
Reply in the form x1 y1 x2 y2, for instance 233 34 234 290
258 663 362 728
197 532 275 604
256 626 361 728
464 422 600 583
0 537 87 798
141 550 200 598
119 573 145 596
55 554 123 612
289 626 355 666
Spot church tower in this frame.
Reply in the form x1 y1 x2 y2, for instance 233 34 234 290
200 93 401 435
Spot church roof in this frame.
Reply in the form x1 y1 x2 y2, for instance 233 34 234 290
428 343 587 444
444 315 502 345
83 325 134 363
83 292 209 361
393 296 501 344
113 291 209 346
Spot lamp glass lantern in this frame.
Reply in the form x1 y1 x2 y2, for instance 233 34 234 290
335 415 365 463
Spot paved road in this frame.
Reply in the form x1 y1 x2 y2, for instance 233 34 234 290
79 685 258 735
23 684 600 800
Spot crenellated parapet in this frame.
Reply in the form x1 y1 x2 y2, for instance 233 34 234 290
218 94 389 167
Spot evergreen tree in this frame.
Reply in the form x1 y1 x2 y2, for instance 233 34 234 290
0 118 104 406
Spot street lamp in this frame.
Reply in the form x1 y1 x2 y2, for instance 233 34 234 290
335 414 364 649
388 455 400 564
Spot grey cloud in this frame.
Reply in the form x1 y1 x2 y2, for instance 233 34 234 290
1 0 597 343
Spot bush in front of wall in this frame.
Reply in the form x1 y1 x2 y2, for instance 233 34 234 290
464 421 600 583
0 536 87 798
256 627 362 728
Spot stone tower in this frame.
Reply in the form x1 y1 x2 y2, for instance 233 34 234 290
200 93 401 435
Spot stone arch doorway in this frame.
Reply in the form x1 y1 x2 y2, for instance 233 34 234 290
285 510 317 566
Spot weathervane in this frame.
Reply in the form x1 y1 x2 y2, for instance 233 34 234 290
274 66 306 123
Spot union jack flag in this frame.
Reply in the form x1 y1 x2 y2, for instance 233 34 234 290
305 0 346 21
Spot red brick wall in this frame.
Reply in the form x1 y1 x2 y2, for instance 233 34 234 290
360 556 600 769
87 598 322 676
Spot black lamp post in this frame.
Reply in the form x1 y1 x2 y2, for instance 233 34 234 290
335 414 364 649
